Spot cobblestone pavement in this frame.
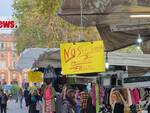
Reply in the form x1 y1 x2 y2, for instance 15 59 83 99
7 99 28 113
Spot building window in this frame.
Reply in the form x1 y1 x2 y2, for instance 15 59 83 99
1 73 5 80
13 74 16 80
0 42 4 50
12 42 16 50
0 61 5 70
1 52 4 58
11 81 18 85
12 52 16 58
12 61 16 68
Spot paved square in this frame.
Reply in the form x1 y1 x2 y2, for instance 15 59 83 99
7 100 28 113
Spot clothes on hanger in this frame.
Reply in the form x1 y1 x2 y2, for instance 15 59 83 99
130 88 141 105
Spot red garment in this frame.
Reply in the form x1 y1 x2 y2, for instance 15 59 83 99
45 86 51 100
130 88 141 105
92 85 96 106
99 87 105 104
44 85 52 113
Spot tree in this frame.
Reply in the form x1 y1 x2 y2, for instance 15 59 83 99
13 0 100 53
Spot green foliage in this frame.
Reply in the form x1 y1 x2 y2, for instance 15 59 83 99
10 85 20 97
29 86 38 91
13 0 100 53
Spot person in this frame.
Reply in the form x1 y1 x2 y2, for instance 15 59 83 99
37 88 43 113
55 84 69 113
62 84 69 99
75 89 81 113
24 87 29 107
110 91 125 113
43 80 56 113
86 91 96 113
28 90 39 113
0 90 8 113
143 89 150 113
61 89 76 113
80 89 89 113
0 90 2 111
18 88 24 108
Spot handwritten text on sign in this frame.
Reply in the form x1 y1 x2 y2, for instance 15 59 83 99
60 41 105 74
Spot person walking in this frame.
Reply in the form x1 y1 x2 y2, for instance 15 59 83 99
18 88 24 109
24 88 29 107
0 90 2 112
0 90 8 113
28 90 39 113
61 89 76 113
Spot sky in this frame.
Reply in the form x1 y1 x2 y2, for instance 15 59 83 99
0 0 13 34
0 0 13 16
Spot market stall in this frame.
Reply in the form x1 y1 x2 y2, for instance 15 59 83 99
58 0 150 52
15 47 150 113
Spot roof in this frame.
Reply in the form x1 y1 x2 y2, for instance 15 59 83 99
33 48 150 76
15 48 59 70
16 48 150 75
58 0 150 52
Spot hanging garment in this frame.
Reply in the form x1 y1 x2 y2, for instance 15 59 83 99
103 88 110 105
86 96 96 113
99 87 105 104
91 84 96 106
96 83 100 113
80 91 89 113
139 88 146 100
131 88 141 105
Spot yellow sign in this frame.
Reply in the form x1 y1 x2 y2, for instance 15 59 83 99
60 41 105 74
28 71 43 82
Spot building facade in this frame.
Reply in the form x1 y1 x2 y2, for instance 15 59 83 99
0 34 25 85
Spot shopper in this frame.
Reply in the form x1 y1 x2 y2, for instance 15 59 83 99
75 89 81 113
24 87 29 107
44 79 56 113
18 88 24 108
110 91 125 113
28 90 39 113
0 90 2 111
61 89 76 113
62 84 69 99
86 95 96 113
37 88 43 113
56 84 69 113
0 90 8 113
80 89 89 113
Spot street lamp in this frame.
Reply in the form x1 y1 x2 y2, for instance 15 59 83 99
105 52 109 69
